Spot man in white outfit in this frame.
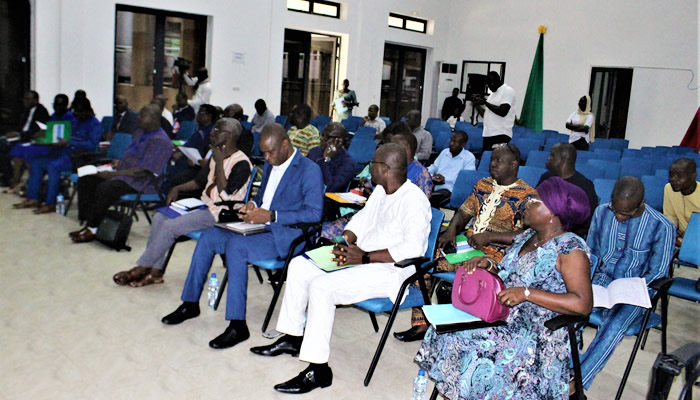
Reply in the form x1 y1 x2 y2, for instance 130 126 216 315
250 143 432 394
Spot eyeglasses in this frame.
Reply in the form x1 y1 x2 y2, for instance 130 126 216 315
607 201 643 218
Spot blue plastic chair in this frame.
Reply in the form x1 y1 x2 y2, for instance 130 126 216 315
455 122 484 154
608 138 629 151
620 158 654 179
517 166 547 187
433 130 451 153
592 149 622 161
176 121 197 141
525 150 549 168
354 126 376 142
310 115 331 132
341 118 360 133
510 139 541 162
593 179 616 204
424 117 443 132
576 150 597 165
348 138 378 172
589 139 612 151
654 169 669 180
587 159 621 180
641 175 666 211
478 151 492 172
544 134 568 149
579 164 605 182
448 170 489 209
379 116 391 126
354 208 444 386
241 121 252 131
100 116 113 135
275 115 288 128
428 120 450 134
622 148 643 159
670 146 696 155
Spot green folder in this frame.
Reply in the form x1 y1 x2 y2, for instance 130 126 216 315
34 121 72 144
303 245 358 272
443 234 485 264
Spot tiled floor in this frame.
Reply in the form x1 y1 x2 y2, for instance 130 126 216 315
1 192 698 399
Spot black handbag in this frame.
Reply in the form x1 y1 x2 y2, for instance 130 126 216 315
95 206 132 251
215 200 245 223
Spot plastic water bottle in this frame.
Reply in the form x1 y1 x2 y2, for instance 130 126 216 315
207 273 219 309
412 369 427 400
56 193 65 216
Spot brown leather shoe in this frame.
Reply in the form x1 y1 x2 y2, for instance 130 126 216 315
69 227 88 238
72 229 95 243
33 204 56 214
12 199 40 209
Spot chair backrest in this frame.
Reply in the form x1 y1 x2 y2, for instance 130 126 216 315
593 178 616 204
511 138 541 162
241 121 252 131
620 158 654 179
455 122 483 153
434 130 451 153
576 150 597 165
379 116 391 125
311 115 331 132
579 164 604 182
478 151 492 172
424 117 442 132
100 116 114 135
448 169 489 209
608 138 629 151
347 137 377 169
592 149 621 161
243 166 258 203
622 148 643 159
341 118 361 133
589 139 612 151
429 120 450 134
354 126 376 142
426 208 446 261
544 133 568 147
670 145 696 154
641 175 666 211
275 115 288 128
525 150 550 168
517 166 547 187
241 114 249 122
106 133 133 160
678 213 700 266
654 169 669 180
587 159 620 180
176 120 197 140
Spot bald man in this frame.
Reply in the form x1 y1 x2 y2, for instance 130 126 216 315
580 176 675 390
251 143 432 394
70 104 174 243
162 123 324 351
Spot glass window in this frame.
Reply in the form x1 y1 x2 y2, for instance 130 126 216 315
388 13 427 34
287 0 310 12
288 0 340 19
405 20 425 32
388 15 403 28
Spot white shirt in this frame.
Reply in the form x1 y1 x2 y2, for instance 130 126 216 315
428 148 477 192
162 108 174 125
252 109 276 133
483 83 516 138
185 77 212 113
567 111 594 144
260 149 297 210
345 181 431 263
363 118 386 135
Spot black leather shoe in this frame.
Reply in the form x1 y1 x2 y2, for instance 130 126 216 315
161 303 200 325
393 326 427 342
209 322 250 349
250 335 301 357
274 366 333 394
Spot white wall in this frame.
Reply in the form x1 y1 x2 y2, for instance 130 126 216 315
30 0 452 123
446 0 699 149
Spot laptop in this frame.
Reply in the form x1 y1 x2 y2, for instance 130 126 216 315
34 121 72 144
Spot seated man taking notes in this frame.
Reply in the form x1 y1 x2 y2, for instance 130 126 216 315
250 143 431 394
161 123 323 350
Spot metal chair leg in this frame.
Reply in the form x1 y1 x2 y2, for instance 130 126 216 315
569 323 585 400
214 254 228 311
253 266 264 284
368 312 379 333
615 308 654 400
429 386 440 400
262 276 285 333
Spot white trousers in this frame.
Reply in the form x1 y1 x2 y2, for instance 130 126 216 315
276 255 415 364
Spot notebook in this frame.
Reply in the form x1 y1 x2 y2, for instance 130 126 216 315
215 222 267 235
303 245 357 272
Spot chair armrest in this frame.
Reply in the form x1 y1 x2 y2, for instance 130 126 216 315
394 257 429 269
544 314 589 332
288 222 321 230
214 200 246 208
649 277 674 293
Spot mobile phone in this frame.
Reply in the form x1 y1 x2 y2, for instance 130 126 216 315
333 235 349 246
442 242 457 255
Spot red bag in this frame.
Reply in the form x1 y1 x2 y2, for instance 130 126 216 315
452 266 510 323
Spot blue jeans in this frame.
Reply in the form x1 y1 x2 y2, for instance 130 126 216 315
26 153 72 204
580 304 646 389
180 228 278 320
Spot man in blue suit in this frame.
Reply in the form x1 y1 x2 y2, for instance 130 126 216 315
162 123 324 350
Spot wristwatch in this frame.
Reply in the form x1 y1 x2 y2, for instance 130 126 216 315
362 252 370 264
270 211 276 223
523 287 531 300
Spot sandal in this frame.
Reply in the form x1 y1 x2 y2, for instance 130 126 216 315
129 271 164 287
112 266 150 286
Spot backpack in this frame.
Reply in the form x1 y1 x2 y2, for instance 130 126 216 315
95 205 132 251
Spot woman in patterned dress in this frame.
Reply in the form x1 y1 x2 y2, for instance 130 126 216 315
416 176 594 400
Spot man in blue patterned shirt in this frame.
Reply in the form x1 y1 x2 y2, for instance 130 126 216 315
580 176 675 390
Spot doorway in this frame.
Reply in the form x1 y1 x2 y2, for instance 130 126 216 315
114 5 207 112
0 0 30 134
380 44 426 122
281 29 340 118
589 67 633 140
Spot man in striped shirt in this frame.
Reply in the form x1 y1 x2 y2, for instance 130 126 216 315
580 176 676 390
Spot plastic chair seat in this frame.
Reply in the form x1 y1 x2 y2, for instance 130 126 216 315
69 173 79 183
120 193 162 202
252 258 285 271
185 230 203 241
432 271 455 283
589 309 662 335
355 286 425 313
668 278 700 302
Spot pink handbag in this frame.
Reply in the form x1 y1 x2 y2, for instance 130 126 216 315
451 266 510 323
